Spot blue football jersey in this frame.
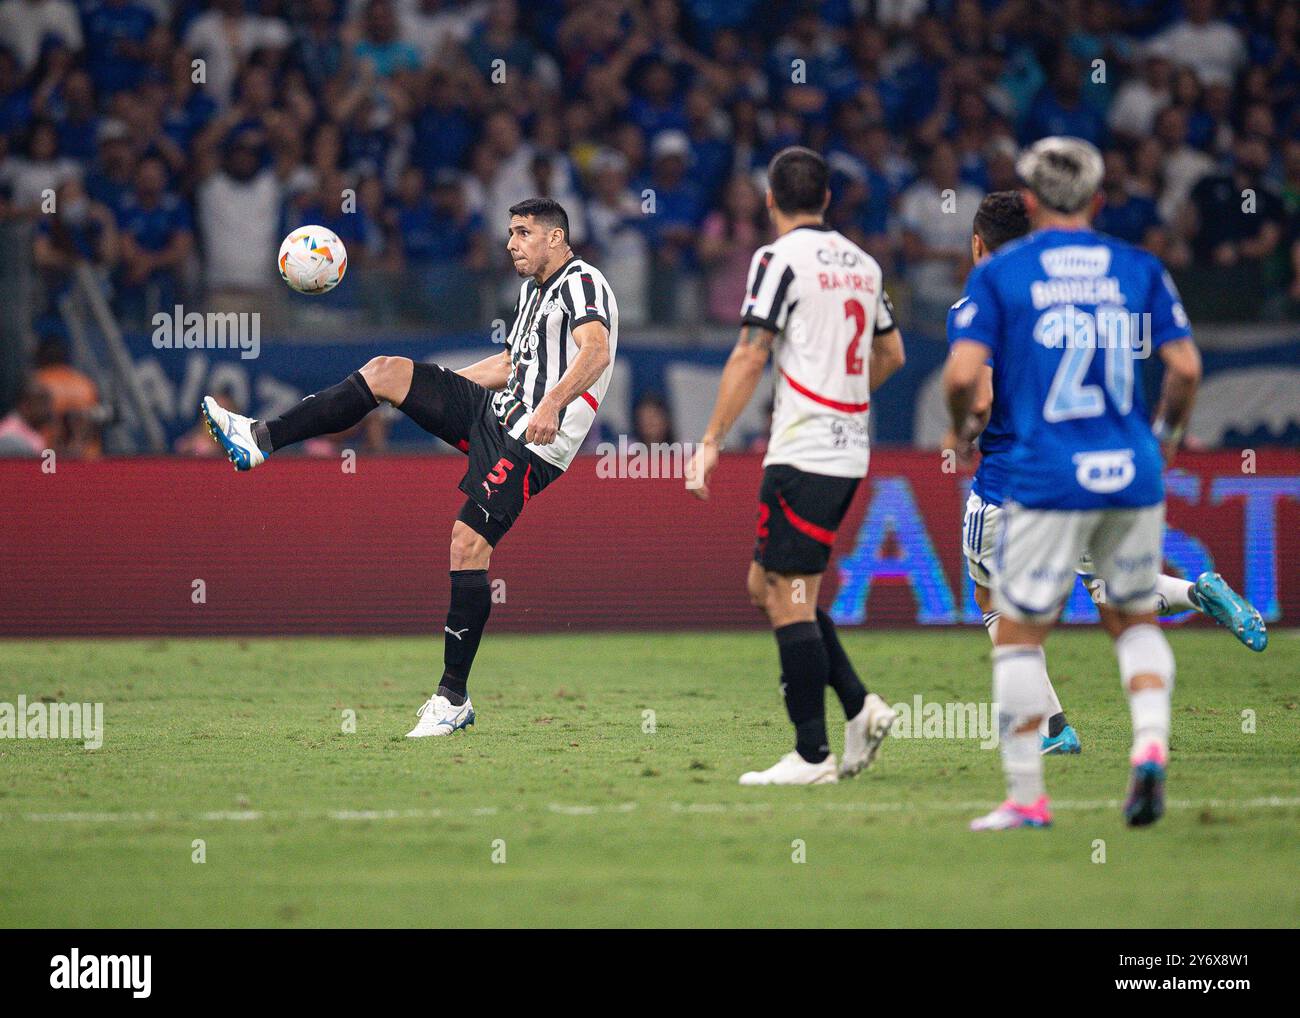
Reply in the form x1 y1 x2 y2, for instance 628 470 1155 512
946 297 1012 506
950 228 1192 511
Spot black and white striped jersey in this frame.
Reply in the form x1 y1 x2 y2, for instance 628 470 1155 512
492 255 618 470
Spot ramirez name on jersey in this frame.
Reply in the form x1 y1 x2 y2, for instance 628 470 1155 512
494 256 618 471
741 224 895 479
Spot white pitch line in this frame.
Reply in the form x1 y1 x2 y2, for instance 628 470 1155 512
6 796 1298 824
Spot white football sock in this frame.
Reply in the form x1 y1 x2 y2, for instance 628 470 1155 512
981 608 1000 643
1040 658 1065 737
1116 624 1175 755
993 646 1049 805
1156 574 1199 614
1128 689 1170 753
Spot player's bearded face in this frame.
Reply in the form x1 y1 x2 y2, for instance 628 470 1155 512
506 216 553 277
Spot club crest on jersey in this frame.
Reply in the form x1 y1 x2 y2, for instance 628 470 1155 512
516 328 540 365
1072 449 1136 493
1040 245 1111 278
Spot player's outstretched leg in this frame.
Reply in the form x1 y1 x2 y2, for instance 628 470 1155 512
1114 622 1174 827
970 645 1053 831
202 358 407 470
817 610 897 778
1087 566 1267 653
1188 572 1268 651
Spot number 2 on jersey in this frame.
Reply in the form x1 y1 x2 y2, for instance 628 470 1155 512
844 298 865 375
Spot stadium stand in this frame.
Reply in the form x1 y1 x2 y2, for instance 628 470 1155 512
1 0 1298 456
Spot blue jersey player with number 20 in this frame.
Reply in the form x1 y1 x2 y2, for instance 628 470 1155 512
945 137 1204 831
946 192 1268 764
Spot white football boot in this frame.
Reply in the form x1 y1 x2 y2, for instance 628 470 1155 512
839 692 898 778
201 396 267 471
405 694 475 738
739 751 838 786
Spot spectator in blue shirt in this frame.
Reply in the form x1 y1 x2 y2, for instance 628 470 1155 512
292 0 347 89
1095 148 1169 258
353 0 421 79
411 70 474 177
46 68 99 164
627 59 687 139
293 167 367 253
463 0 538 81
1021 52 1108 146
83 0 156 97
0 46 32 137
114 155 193 324
32 176 118 305
159 49 216 157
84 118 135 216
640 129 704 324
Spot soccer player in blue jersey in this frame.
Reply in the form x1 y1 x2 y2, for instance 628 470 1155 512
946 192 1268 762
944 137 1202 830
946 192 1080 757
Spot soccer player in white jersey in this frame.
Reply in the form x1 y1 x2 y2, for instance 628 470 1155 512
947 193 1267 758
200 197 616 737
945 137 1202 830
687 147 906 786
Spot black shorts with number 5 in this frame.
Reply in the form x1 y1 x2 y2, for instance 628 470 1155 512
400 362 562 545
754 465 860 575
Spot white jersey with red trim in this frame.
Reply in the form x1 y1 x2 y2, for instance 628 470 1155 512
741 224 895 478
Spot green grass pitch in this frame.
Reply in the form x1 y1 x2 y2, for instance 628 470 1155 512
1 630 1296 927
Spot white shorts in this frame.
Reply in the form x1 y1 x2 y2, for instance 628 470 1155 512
993 502 1165 624
962 492 1002 587
965 493 1112 595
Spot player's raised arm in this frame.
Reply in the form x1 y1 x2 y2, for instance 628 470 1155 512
525 319 612 446
456 350 512 390
686 325 774 500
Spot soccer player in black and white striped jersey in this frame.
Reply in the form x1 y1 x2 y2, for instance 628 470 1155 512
199 197 617 737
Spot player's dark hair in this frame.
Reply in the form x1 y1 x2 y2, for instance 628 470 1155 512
509 197 569 244
767 146 829 215
972 190 1030 253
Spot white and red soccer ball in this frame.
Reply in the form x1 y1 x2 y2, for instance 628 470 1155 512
278 226 347 295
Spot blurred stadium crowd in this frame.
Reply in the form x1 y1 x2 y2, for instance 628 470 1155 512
1 0 1299 457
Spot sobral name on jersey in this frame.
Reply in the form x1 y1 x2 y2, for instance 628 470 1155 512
1030 275 1124 309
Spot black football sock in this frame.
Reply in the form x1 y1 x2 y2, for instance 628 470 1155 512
251 421 273 455
438 569 491 701
1048 712 1068 738
775 621 830 764
816 608 867 720
264 371 378 451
